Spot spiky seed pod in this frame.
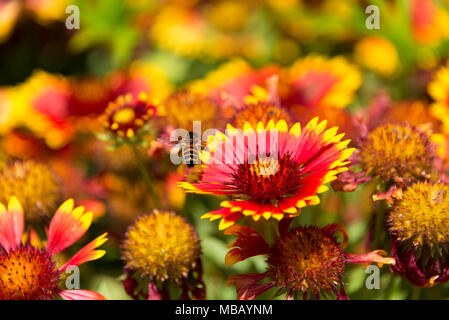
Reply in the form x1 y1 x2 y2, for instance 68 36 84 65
0 160 61 221
388 182 449 249
121 210 201 283
266 226 346 295
232 102 292 129
359 123 434 182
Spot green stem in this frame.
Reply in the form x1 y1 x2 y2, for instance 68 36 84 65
131 143 160 208
383 272 395 299
411 286 421 300
372 204 385 249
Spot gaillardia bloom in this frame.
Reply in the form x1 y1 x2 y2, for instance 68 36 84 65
388 182 449 287
429 62 449 133
225 221 394 299
160 91 226 132
121 210 204 300
101 92 156 139
280 55 362 109
180 118 354 230
358 122 434 183
0 197 107 300
0 160 62 222
231 102 292 129
188 59 280 109
354 36 399 77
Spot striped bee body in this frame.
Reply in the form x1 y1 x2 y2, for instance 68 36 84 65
182 132 201 167
157 131 204 168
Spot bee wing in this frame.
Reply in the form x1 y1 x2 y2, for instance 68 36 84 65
156 135 177 147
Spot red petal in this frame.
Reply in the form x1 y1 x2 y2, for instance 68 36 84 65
224 225 270 265
227 273 273 300
59 233 108 272
0 197 24 253
46 199 93 255
59 290 106 300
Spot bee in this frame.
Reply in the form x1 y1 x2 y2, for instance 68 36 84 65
157 131 205 167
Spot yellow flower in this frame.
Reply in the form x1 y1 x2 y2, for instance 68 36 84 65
150 6 209 58
206 0 250 32
388 182 449 248
0 160 62 222
429 62 449 133
231 102 292 128
121 210 201 282
101 93 156 139
284 55 362 109
25 0 68 24
354 36 399 77
359 123 434 182
160 91 225 132
0 0 21 43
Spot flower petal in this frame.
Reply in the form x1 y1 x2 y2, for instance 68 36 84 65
227 273 273 300
59 233 108 272
224 225 270 265
346 250 396 267
59 290 106 300
0 197 24 253
46 199 93 255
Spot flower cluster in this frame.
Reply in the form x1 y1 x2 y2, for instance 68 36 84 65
3 0 449 301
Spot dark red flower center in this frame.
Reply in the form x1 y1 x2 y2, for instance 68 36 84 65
266 226 346 295
233 153 302 202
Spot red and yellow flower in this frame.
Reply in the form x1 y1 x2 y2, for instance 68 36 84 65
0 197 107 300
280 55 361 109
0 0 21 42
179 118 354 229
225 221 394 299
411 0 449 45
188 59 280 110
101 92 157 139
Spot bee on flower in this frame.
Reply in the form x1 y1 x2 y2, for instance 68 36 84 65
179 118 354 229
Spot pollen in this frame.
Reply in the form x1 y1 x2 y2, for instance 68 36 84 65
113 108 136 124
0 160 61 221
121 210 201 282
0 245 60 300
388 182 449 248
266 226 346 295
232 102 292 129
359 123 433 182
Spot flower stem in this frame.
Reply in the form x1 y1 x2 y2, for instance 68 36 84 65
411 286 421 300
131 142 160 208
372 203 385 249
